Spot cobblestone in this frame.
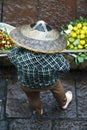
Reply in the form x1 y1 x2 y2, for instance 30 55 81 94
0 121 8 130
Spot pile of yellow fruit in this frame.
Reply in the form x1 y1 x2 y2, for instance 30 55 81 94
61 16 87 65
61 16 87 50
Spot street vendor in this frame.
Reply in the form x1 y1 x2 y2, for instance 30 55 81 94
7 20 73 115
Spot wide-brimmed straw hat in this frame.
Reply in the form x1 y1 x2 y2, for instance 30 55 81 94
9 20 67 53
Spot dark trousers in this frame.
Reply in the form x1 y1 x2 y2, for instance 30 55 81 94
21 79 67 115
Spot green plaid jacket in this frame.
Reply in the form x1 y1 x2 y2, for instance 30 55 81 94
7 47 70 89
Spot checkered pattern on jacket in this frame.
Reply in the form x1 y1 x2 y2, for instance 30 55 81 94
7 47 70 89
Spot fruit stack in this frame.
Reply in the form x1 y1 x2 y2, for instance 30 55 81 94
61 16 87 65
61 16 87 50
0 28 14 50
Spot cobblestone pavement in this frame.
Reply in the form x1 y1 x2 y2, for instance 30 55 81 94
0 65 87 130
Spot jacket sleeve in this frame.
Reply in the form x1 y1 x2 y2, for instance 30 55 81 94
56 54 70 72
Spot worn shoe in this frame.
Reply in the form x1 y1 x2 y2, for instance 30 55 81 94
34 109 43 115
62 91 73 109
40 108 43 115
35 108 43 115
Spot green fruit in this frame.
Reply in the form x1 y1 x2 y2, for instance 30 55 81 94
68 37 75 42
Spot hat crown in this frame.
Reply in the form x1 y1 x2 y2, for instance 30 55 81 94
30 20 52 32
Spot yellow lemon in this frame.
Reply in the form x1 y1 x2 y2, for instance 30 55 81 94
69 44 74 49
71 32 77 38
67 41 70 46
77 23 82 29
78 44 83 49
76 29 81 35
82 26 87 30
73 26 78 31
80 40 85 45
80 34 85 39
77 35 80 39
81 29 86 34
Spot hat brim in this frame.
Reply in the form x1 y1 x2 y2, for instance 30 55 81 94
9 28 67 54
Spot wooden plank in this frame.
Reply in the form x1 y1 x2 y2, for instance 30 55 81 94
62 49 87 53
